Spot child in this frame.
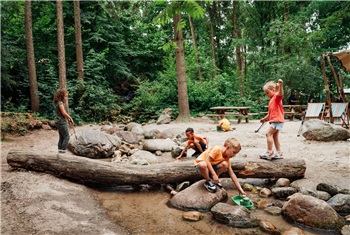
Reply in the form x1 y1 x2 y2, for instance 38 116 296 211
260 79 284 159
194 137 247 194
53 88 74 153
176 127 209 160
217 115 231 131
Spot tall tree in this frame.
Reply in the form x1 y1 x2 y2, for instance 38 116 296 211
188 15 202 80
56 0 67 89
155 1 205 122
24 0 39 111
74 0 84 96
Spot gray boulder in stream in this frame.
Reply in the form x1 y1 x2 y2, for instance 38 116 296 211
68 129 122 159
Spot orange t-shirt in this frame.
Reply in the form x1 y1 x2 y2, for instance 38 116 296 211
268 94 284 123
188 135 206 145
194 146 230 166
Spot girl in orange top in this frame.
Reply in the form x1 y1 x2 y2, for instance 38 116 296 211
260 79 284 159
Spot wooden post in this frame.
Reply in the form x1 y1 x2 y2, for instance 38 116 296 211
320 54 333 123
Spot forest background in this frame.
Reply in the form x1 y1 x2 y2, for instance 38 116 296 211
1 0 350 126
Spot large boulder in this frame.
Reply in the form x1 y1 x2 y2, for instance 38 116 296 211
211 202 260 228
142 138 178 152
327 194 350 214
68 129 121 159
282 193 345 230
129 150 159 164
168 180 227 211
302 119 350 141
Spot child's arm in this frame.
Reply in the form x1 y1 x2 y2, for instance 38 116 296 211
176 142 189 160
58 104 73 123
277 79 284 97
203 136 209 147
227 166 247 195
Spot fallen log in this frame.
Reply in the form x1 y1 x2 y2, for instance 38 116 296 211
7 150 306 185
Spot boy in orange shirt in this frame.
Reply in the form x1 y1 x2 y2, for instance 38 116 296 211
260 79 284 159
176 127 209 160
194 137 247 194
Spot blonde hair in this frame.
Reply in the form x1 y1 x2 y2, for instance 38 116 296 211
263 81 277 91
224 137 241 152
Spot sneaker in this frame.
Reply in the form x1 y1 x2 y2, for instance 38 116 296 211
273 151 284 159
216 182 223 188
204 180 217 193
260 151 274 160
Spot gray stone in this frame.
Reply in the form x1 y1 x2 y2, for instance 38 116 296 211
168 180 227 212
275 178 290 187
299 189 332 201
302 119 350 141
264 206 282 216
142 138 177 152
129 150 158 164
316 183 339 196
272 187 297 199
68 129 121 159
328 194 350 214
341 225 350 235
282 193 345 230
156 108 173 125
211 202 260 228
116 131 139 144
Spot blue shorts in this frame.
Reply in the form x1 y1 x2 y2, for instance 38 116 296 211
270 122 284 131
195 164 219 173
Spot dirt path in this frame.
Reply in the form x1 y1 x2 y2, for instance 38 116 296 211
1 119 349 234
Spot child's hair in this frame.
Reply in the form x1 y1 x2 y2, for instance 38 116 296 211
53 88 68 103
224 137 241 152
263 81 277 91
185 127 194 133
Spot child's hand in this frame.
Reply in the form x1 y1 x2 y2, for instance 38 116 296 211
260 118 266 123
278 79 283 84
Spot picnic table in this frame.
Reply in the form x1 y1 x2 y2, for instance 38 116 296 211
208 106 256 124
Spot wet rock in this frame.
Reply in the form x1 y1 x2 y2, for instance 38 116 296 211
142 138 178 152
168 180 227 212
302 119 350 141
281 227 305 235
260 188 272 197
171 147 186 158
243 183 255 191
275 178 290 187
176 181 190 192
182 211 203 221
68 129 121 159
258 220 280 235
316 183 339 196
272 187 297 199
256 200 269 209
265 206 282 216
116 131 139 144
328 194 350 214
282 193 345 230
211 202 260 228
299 189 331 201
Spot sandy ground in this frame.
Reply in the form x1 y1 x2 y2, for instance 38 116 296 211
1 118 349 235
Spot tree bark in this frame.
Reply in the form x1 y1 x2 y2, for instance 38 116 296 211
56 0 67 89
174 12 191 122
233 1 244 97
24 0 39 112
74 0 84 96
7 150 306 186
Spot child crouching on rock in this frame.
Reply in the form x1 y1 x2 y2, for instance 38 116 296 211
194 137 247 194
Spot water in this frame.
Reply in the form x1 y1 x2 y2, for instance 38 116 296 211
92 185 340 235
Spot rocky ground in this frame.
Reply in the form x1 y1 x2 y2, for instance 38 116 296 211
1 118 349 234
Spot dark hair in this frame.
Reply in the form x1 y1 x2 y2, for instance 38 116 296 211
53 88 68 103
185 127 194 133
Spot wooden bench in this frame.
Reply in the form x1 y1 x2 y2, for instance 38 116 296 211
205 114 222 123
226 112 259 124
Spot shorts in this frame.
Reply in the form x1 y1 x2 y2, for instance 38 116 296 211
196 141 207 152
270 122 284 131
195 164 219 173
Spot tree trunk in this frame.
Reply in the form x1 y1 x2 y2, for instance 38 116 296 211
188 15 202 80
24 0 39 112
74 0 84 97
208 20 217 81
233 1 244 97
6 150 306 186
174 13 191 122
56 0 67 89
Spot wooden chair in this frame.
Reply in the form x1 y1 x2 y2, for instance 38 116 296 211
324 103 349 128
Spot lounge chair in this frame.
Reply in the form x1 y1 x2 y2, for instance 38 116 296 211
297 103 325 136
324 103 349 128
